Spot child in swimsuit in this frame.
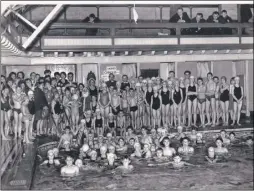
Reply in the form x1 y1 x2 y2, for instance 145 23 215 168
58 126 73 152
117 110 126 137
1 87 12 140
178 137 194 155
21 96 33 144
90 95 98 114
205 147 219 163
68 94 82 132
229 77 235 122
61 156 79 177
94 109 105 137
121 90 129 114
51 93 64 136
107 113 116 137
145 80 153 127
197 77 206 128
162 137 176 158
128 88 138 129
98 83 111 125
142 143 152 159
186 76 197 128
151 86 162 129
160 81 170 126
213 76 221 125
220 76 230 126
180 77 187 126
205 72 216 127
136 83 145 127
172 79 183 127
231 76 243 126
111 88 121 116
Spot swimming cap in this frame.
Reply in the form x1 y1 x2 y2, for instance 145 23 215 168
47 149 54 156
95 108 101 113
81 144 90 152
28 90 34 95
177 125 183 129
151 77 156 81
142 80 147 83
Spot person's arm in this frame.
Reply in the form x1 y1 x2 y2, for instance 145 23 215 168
184 161 197 166
150 96 153 110
51 100 56 115
57 136 63 148
102 117 105 133
180 88 183 103
171 90 176 105
148 161 172 166
240 87 244 101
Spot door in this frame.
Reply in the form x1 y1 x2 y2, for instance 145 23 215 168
141 69 159 78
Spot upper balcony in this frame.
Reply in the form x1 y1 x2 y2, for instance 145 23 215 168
1 3 253 56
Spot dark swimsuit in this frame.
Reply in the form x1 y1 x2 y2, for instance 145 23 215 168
13 108 22 114
1 97 11 112
86 118 92 129
145 90 153 106
188 85 197 102
108 121 115 129
181 87 186 103
161 90 170 105
95 118 103 128
54 101 64 115
89 87 98 98
92 103 97 113
173 89 182 105
130 105 138 112
220 89 229 102
152 94 160 110
233 86 242 102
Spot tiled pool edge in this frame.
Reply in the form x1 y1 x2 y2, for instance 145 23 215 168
185 127 253 134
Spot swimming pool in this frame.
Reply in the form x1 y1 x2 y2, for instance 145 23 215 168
31 131 253 190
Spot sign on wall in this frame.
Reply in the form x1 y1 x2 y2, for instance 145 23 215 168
100 64 122 82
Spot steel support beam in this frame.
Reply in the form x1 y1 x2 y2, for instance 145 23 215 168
10 9 37 30
22 4 63 49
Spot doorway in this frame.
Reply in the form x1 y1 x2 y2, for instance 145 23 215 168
140 69 159 78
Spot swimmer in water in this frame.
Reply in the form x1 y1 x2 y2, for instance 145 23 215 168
149 155 196 168
113 156 134 174
131 142 142 158
196 133 205 144
40 149 61 167
189 127 197 143
58 126 73 152
178 137 194 155
75 159 84 169
162 137 176 158
214 137 228 156
174 125 185 140
107 145 117 166
153 148 168 162
99 145 108 160
116 138 128 155
98 83 111 125
61 156 79 177
219 130 230 145
142 143 152 159
205 147 219 163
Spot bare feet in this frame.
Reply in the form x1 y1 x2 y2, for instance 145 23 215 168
237 123 242 126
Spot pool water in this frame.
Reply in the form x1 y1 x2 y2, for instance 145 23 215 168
32 136 253 190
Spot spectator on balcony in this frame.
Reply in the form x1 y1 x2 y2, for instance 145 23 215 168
218 10 233 35
206 11 222 35
190 13 206 35
240 4 253 23
169 7 191 35
83 13 101 36
244 15 254 35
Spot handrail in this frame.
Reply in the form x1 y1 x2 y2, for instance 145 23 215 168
47 22 253 36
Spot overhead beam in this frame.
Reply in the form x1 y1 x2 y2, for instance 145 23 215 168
10 9 37 30
22 4 63 49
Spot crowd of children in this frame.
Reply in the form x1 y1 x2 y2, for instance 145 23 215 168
0 69 246 144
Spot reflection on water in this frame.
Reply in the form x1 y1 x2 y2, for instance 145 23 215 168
32 140 253 190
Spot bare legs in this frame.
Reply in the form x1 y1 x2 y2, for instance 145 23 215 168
13 111 23 138
101 106 109 125
232 101 242 126
173 104 181 127
181 101 187 126
23 119 32 144
1 111 11 140
220 101 229 126
162 104 169 126
169 105 174 127
187 99 197 127
198 101 205 127
205 98 216 127
145 105 151 127
215 100 220 125
152 109 161 128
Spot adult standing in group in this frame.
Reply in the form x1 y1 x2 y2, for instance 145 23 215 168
34 82 48 135
106 73 117 89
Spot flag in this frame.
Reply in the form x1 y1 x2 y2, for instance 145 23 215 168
133 6 138 24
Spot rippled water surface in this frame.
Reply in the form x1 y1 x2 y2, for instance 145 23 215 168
32 140 253 190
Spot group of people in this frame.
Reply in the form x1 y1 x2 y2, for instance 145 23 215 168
85 5 254 36
0 68 245 144
42 125 253 177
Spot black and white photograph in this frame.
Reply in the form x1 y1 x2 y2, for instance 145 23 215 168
0 1 253 190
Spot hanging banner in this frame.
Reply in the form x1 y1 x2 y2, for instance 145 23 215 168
100 64 122 82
